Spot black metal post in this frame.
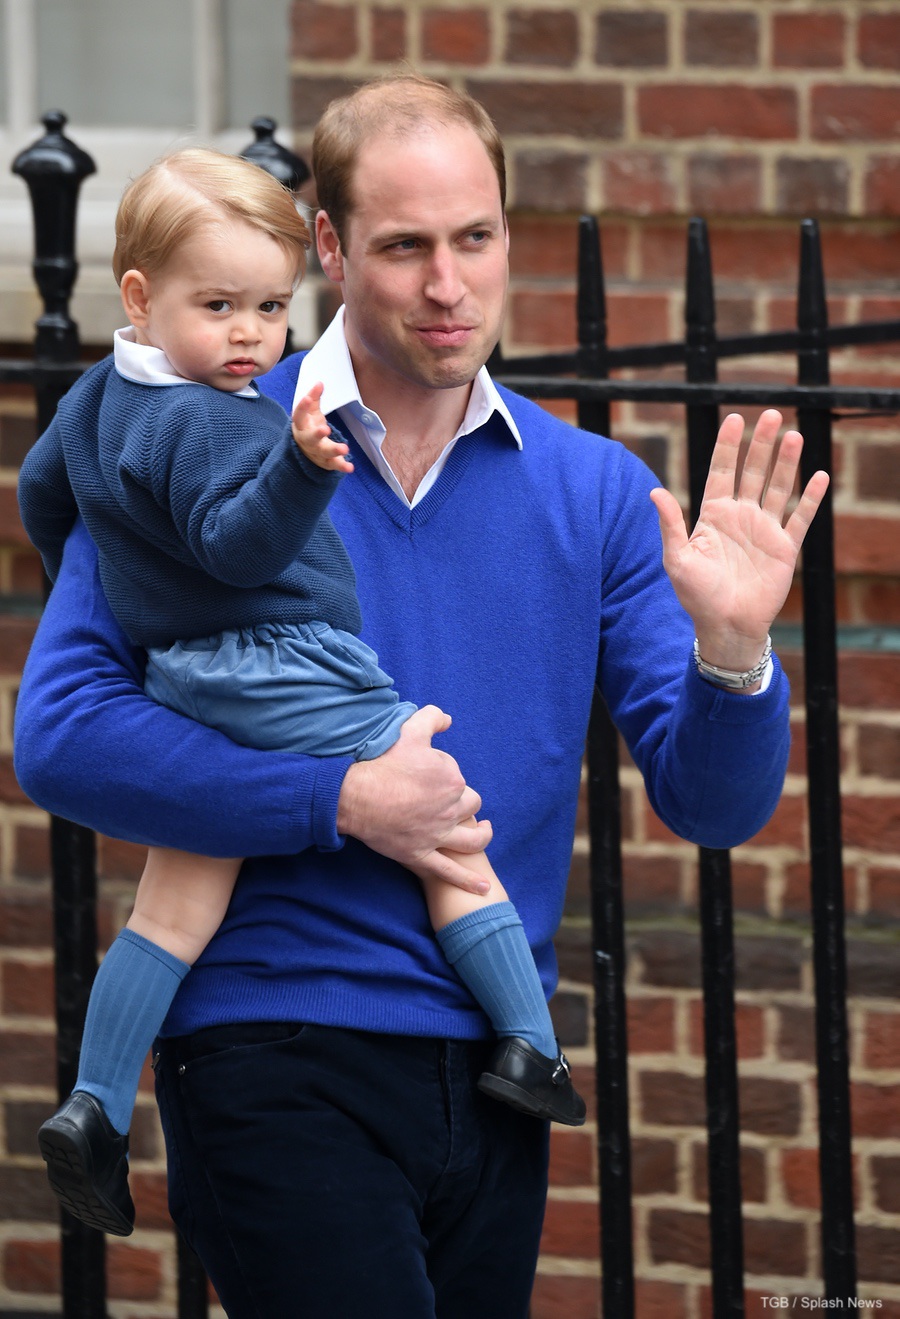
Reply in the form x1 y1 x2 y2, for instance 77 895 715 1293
239 117 311 358
685 217 745 1319
13 113 107 1318
575 216 635 1319
795 219 856 1301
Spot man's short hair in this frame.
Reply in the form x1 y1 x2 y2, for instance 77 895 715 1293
312 75 507 249
112 147 311 285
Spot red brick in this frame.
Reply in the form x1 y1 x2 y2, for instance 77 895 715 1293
776 157 849 217
0 485 30 546
781 1146 820 1208
687 155 761 215
1 959 54 1017
0 614 37 673
606 292 670 348
863 1011 900 1069
595 11 668 67
107 1242 163 1301
649 1207 709 1268
858 14 900 71
777 1004 816 1064
509 290 574 349
744 1217 808 1277
635 1280 689 1319
3 1237 59 1293
531 1273 600 1318
292 76 361 132
639 84 798 141
628 995 675 1053
858 724 900 779
853 1081 900 1137
868 867 900 919
97 832 146 884
843 794 900 853
603 152 676 215
370 6 406 61
837 516 900 575
693 1142 767 1204
751 794 807 849
508 215 579 277
513 148 589 213
684 11 759 68
291 0 358 59
839 653 900 710
740 1076 802 1136
422 9 490 64
857 1224 900 1285
0 1030 54 1085
9 547 44 595
872 1154 900 1214
821 225 900 281
12 822 50 880
623 854 683 910
549 1128 596 1187
539 1196 600 1258
708 225 801 282
505 8 578 67
0 892 52 948
470 79 624 138
773 13 845 69
731 861 769 915
865 156 900 217
688 1001 765 1060
639 1069 705 1127
631 1136 678 1195
812 86 900 142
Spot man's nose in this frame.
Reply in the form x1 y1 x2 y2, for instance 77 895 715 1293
424 248 464 307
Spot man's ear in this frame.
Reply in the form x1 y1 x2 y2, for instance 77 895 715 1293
316 211 345 284
119 269 152 327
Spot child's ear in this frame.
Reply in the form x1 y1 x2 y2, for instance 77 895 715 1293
119 269 152 327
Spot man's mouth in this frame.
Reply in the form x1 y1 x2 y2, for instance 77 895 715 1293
414 325 477 349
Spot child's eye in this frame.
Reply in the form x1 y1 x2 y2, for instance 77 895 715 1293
259 300 283 314
207 300 230 313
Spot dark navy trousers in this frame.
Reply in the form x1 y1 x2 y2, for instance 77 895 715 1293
154 1022 550 1318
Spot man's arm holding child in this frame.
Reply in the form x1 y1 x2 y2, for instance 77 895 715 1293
14 520 490 880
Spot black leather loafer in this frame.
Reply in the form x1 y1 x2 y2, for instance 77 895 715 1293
477 1037 587 1126
38 1092 135 1236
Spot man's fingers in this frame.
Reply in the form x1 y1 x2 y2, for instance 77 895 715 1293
650 487 689 560
402 704 452 741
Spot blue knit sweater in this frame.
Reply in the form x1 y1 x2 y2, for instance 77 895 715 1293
15 353 792 1039
17 356 360 647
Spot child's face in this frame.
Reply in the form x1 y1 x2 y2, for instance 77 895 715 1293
131 218 297 391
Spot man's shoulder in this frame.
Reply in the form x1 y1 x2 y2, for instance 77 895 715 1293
257 351 305 411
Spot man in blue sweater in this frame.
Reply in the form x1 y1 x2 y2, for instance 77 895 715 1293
15 75 828 1318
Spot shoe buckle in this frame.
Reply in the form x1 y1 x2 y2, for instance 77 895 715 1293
551 1052 571 1086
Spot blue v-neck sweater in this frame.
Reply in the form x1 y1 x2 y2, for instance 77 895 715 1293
15 353 791 1040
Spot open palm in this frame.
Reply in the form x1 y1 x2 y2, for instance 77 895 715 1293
650 410 830 672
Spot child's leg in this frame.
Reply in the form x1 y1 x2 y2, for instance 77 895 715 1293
421 824 558 1061
74 847 240 1135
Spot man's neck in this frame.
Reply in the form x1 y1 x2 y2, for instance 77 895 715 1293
351 358 474 501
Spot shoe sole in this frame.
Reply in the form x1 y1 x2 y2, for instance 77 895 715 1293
38 1122 134 1236
477 1073 586 1126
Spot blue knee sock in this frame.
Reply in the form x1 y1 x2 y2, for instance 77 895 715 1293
75 927 190 1135
435 901 558 1059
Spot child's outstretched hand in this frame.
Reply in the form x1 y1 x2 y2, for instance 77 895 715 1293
292 382 354 473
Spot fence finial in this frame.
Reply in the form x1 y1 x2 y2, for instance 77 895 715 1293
239 116 310 192
12 110 95 363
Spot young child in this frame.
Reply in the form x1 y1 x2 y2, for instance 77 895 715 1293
18 148 585 1237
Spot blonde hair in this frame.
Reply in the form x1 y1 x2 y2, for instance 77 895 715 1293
313 75 506 249
112 147 310 285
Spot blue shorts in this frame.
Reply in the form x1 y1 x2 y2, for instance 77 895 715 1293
145 621 418 762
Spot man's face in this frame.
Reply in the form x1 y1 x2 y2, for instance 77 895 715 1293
317 123 509 401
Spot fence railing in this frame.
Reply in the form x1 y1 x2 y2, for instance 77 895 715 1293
5 112 900 1319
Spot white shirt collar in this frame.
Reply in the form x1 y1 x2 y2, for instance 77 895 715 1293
293 307 522 449
113 326 258 399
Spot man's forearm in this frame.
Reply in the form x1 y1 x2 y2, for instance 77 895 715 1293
14 520 349 857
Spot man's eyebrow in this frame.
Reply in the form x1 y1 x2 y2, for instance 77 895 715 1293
368 217 503 245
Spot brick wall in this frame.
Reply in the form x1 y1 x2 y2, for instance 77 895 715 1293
1 2 899 1315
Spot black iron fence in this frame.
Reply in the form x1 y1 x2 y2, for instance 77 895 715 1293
4 112 900 1319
